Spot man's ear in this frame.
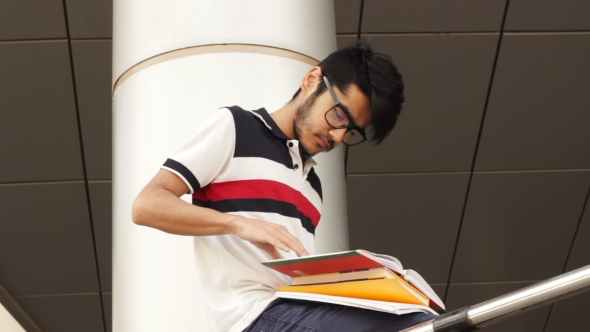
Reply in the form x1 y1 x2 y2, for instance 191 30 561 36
300 66 323 95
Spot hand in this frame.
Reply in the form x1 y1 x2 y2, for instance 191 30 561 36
231 216 309 259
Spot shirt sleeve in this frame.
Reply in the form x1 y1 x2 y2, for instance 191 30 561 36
161 108 236 194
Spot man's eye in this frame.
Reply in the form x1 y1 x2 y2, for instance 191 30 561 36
335 109 346 120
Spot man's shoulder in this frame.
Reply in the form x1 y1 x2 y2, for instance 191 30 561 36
223 106 257 121
221 106 273 133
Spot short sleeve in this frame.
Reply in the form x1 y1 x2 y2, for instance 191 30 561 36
161 108 236 194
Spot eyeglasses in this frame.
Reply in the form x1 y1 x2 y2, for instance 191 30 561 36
322 76 367 146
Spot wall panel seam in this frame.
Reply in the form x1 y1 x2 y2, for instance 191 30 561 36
442 0 512 303
61 0 107 331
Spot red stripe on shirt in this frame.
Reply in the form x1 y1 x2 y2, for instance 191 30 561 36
193 179 320 226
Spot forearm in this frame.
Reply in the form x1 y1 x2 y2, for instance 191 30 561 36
132 187 238 236
131 169 309 257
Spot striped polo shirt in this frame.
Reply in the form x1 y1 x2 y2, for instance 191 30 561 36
161 106 323 332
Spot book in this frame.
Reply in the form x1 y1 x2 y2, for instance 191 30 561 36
275 292 438 316
262 249 403 277
291 267 397 286
262 249 445 312
280 275 429 306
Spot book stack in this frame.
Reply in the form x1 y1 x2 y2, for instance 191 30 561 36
262 250 445 316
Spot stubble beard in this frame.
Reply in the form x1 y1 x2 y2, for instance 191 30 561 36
294 96 315 158
293 90 335 157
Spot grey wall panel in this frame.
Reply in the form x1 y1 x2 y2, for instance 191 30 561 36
446 283 551 332
565 194 590 272
545 291 590 332
334 0 361 34
65 0 113 38
475 34 590 171
102 293 112 332
0 183 100 296
0 0 66 41
430 285 447 306
0 41 84 183
347 173 470 284
451 171 590 283
361 0 506 33
72 40 113 180
505 0 590 31
89 182 112 292
345 35 498 173
15 294 104 332
337 36 357 49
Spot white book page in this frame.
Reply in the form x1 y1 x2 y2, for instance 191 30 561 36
357 250 404 273
404 270 445 309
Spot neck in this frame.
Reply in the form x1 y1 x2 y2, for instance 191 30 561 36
269 101 298 139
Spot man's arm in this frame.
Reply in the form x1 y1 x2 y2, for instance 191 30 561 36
132 169 309 259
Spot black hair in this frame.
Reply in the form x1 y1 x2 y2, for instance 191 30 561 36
291 38 404 145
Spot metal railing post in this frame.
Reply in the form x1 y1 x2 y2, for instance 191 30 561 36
402 264 590 332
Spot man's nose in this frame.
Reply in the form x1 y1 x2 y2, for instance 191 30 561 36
329 128 347 146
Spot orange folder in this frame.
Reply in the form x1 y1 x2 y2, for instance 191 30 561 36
279 275 429 306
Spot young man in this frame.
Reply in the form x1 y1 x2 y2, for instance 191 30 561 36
132 40 435 331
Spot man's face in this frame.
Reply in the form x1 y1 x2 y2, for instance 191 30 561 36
294 83 371 157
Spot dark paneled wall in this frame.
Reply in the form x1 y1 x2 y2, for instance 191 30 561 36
0 1 112 331
341 1 590 332
0 1 589 331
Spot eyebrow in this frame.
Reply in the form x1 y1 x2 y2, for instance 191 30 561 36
339 102 366 131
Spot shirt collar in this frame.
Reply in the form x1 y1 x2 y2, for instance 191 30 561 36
252 108 291 140
251 108 317 166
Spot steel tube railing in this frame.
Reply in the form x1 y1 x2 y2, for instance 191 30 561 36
403 264 590 332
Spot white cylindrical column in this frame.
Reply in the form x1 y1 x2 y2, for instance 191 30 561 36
112 1 349 331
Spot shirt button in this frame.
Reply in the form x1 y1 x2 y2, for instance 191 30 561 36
288 142 293 147
294 164 299 169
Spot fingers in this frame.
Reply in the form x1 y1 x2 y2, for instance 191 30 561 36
268 226 309 257
253 242 282 259
236 217 310 258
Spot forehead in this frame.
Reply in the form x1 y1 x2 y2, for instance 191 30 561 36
334 84 372 128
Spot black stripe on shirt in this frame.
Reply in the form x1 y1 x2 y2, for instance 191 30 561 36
193 198 316 235
227 106 295 170
306 168 322 201
164 158 201 191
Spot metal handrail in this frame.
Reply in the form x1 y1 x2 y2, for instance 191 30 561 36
402 264 590 332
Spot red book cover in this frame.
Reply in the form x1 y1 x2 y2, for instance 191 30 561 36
262 251 384 277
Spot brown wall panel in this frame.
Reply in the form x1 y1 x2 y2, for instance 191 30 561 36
0 41 83 183
564 193 590 272
0 0 66 40
476 34 590 171
15 294 104 332
451 171 590 283
89 182 112 292
546 291 590 332
65 0 113 38
347 173 469 284
362 0 506 32
0 183 100 296
72 40 113 180
334 0 361 34
505 0 590 31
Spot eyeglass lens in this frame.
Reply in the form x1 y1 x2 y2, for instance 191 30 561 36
326 107 364 145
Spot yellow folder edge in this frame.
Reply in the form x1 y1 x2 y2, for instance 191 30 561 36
279 275 429 306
